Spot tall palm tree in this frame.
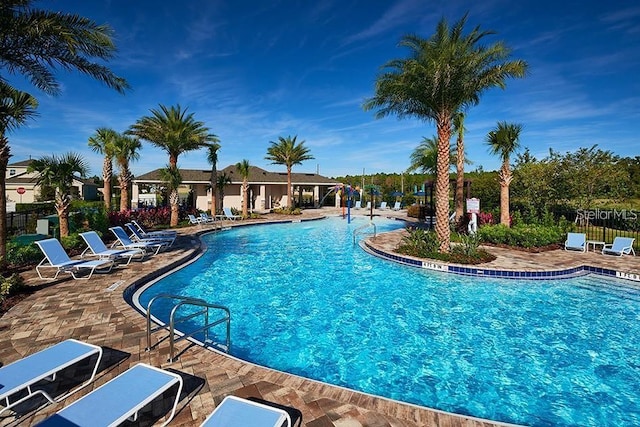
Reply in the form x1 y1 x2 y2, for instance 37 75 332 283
486 121 523 226
453 112 467 223
158 165 182 219
27 153 89 237
88 127 118 211
265 135 314 209
112 133 142 212
206 143 221 214
0 0 129 96
128 104 219 226
235 160 251 218
0 83 38 267
363 14 528 252
216 172 232 210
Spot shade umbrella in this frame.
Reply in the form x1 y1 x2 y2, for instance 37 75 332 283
391 191 404 197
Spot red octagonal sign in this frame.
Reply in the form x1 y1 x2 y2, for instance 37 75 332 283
16 187 25 195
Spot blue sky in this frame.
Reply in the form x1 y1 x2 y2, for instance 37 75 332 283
7 0 640 179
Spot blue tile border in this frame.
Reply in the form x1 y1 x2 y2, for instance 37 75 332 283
363 240 639 282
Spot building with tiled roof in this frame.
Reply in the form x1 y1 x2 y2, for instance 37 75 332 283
132 165 340 212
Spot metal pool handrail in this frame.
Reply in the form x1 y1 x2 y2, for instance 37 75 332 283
353 221 376 244
145 293 231 362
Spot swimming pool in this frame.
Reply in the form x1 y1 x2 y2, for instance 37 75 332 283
137 216 640 427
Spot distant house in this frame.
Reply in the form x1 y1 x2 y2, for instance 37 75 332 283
5 159 99 204
132 165 340 212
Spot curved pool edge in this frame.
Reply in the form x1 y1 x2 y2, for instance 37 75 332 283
123 218 524 427
363 231 640 283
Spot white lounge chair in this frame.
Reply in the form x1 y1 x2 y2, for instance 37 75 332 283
365 201 371 210
564 232 586 252
188 214 205 225
130 219 177 239
393 201 401 211
602 237 636 256
37 363 183 427
378 202 387 210
125 223 176 247
201 395 292 427
200 212 216 223
216 207 241 221
354 201 361 210
109 226 168 255
0 339 102 416
80 231 145 265
34 238 114 280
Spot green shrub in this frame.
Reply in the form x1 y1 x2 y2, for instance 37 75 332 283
272 207 302 215
1 273 26 302
397 227 439 257
61 233 84 251
477 224 564 248
5 242 42 267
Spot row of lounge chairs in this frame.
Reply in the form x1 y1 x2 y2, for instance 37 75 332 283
564 233 635 256
188 208 242 225
34 220 177 280
0 339 298 426
353 201 402 210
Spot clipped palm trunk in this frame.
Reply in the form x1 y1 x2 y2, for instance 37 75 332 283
119 171 131 212
455 135 465 223
242 180 249 217
169 188 179 226
435 116 452 253
210 169 217 214
55 190 72 237
286 167 292 208
499 161 513 226
0 139 9 269
103 158 112 211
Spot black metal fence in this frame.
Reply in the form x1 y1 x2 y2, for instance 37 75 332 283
550 207 640 252
6 204 56 237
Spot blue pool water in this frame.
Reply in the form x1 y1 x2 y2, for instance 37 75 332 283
138 216 640 427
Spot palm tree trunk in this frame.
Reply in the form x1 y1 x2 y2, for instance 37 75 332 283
455 134 465 223
499 160 512 226
103 158 112 211
169 188 179 226
435 115 452 253
210 169 217 214
56 191 71 237
242 180 248 217
0 139 9 270
119 173 130 211
286 166 292 208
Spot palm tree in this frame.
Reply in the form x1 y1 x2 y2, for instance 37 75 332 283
88 128 118 211
265 135 314 209
206 143 221 214
27 153 89 237
216 173 232 210
112 133 142 212
363 14 528 252
235 160 251 218
0 0 129 96
486 121 523 226
0 84 38 267
408 136 447 176
453 112 467 223
128 104 219 226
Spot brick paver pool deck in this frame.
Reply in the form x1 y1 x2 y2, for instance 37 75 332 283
1 208 638 426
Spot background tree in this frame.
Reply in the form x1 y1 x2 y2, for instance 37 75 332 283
207 142 221 214
486 121 523 226
364 14 528 252
265 135 314 208
408 136 439 177
128 104 219 226
453 111 467 222
112 133 141 211
27 153 89 237
216 172 232 210
0 84 37 267
158 165 182 220
88 127 118 211
236 160 251 218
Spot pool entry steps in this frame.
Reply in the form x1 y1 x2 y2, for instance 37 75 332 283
145 294 231 362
